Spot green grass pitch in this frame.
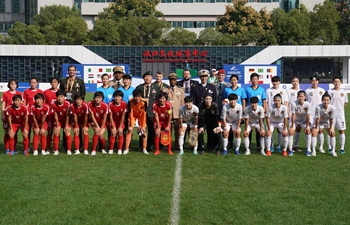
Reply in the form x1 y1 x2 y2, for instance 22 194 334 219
0 93 350 225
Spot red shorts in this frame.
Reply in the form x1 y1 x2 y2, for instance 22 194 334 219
109 121 124 130
154 122 168 130
47 115 54 129
11 123 29 133
31 122 48 131
89 122 106 129
3 122 8 130
55 120 70 128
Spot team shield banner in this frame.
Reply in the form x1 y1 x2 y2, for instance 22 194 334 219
161 130 171 146
189 130 198 147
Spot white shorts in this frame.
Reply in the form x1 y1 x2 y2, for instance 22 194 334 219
224 122 241 132
181 122 195 129
334 116 346 131
310 116 316 128
319 121 333 129
269 122 285 134
246 123 263 133
289 121 307 130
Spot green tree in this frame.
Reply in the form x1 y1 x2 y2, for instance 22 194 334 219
98 0 163 20
310 0 340 44
271 5 311 45
196 28 235 45
33 5 88 45
86 19 120 45
161 27 197 45
7 22 46 44
217 0 272 45
336 0 350 44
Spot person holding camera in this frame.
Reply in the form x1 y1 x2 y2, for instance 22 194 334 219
123 89 148 155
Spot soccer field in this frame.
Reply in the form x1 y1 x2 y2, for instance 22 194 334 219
1 93 350 225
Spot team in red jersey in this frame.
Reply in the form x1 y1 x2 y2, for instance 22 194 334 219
44 77 60 152
6 95 29 156
88 91 108 155
69 93 89 155
152 92 173 155
108 90 127 155
30 93 50 156
1 79 22 153
51 90 72 155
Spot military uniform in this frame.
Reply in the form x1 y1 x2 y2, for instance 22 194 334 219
109 66 125 90
153 81 169 91
59 77 86 101
192 71 217 106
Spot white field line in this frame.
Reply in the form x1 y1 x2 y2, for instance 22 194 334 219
170 154 182 225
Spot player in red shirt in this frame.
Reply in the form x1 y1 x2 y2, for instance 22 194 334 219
6 95 29 156
23 77 44 152
30 93 50 156
153 92 173 155
51 90 71 155
88 91 108 155
44 77 60 153
108 90 127 155
69 93 89 155
1 79 22 154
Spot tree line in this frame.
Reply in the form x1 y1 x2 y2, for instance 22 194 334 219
1 0 349 46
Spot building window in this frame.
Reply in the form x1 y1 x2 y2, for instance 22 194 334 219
12 0 20 13
0 0 5 13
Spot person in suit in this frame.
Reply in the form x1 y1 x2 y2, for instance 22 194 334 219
59 65 86 102
213 69 231 113
176 69 199 97
167 72 185 150
135 71 161 151
192 69 217 106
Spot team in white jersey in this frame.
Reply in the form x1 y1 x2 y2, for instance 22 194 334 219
243 97 266 156
311 93 337 157
221 93 243 155
288 90 312 155
327 77 348 154
265 94 289 156
178 96 199 155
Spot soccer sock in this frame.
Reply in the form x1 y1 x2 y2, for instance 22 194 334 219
23 137 29 151
74 135 80 151
194 143 198 152
277 133 282 148
47 134 52 150
83 134 89 151
168 138 172 152
117 135 124 151
244 137 249 150
14 134 18 150
33 134 39 151
265 136 271 151
222 138 228 150
4 133 9 150
40 135 47 151
294 131 301 146
235 138 241 151
340 133 345 150
260 137 265 151
331 136 336 152
283 136 288 151
125 133 132 150
288 135 294 151
109 136 116 151
155 136 160 151
179 135 184 151
318 133 324 150
306 134 311 151
92 135 99 151
311 136 317 152
9 137 15 151
100 137 106 150
326 134 331 150
270 134 274 149
66 135 72 151
53 135 59 151
142 136 147 150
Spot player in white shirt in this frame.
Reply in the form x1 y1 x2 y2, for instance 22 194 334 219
178 96 199 155
265 94 289 156
328 76 348 154
288 90 311 156
243 97 266 156
265 76 289 153
305 75 326 152
311 93 337 157
221 93 243 155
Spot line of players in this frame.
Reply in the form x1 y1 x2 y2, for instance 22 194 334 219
1 71 347 157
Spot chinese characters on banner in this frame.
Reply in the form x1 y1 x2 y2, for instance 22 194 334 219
142 49 208 63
